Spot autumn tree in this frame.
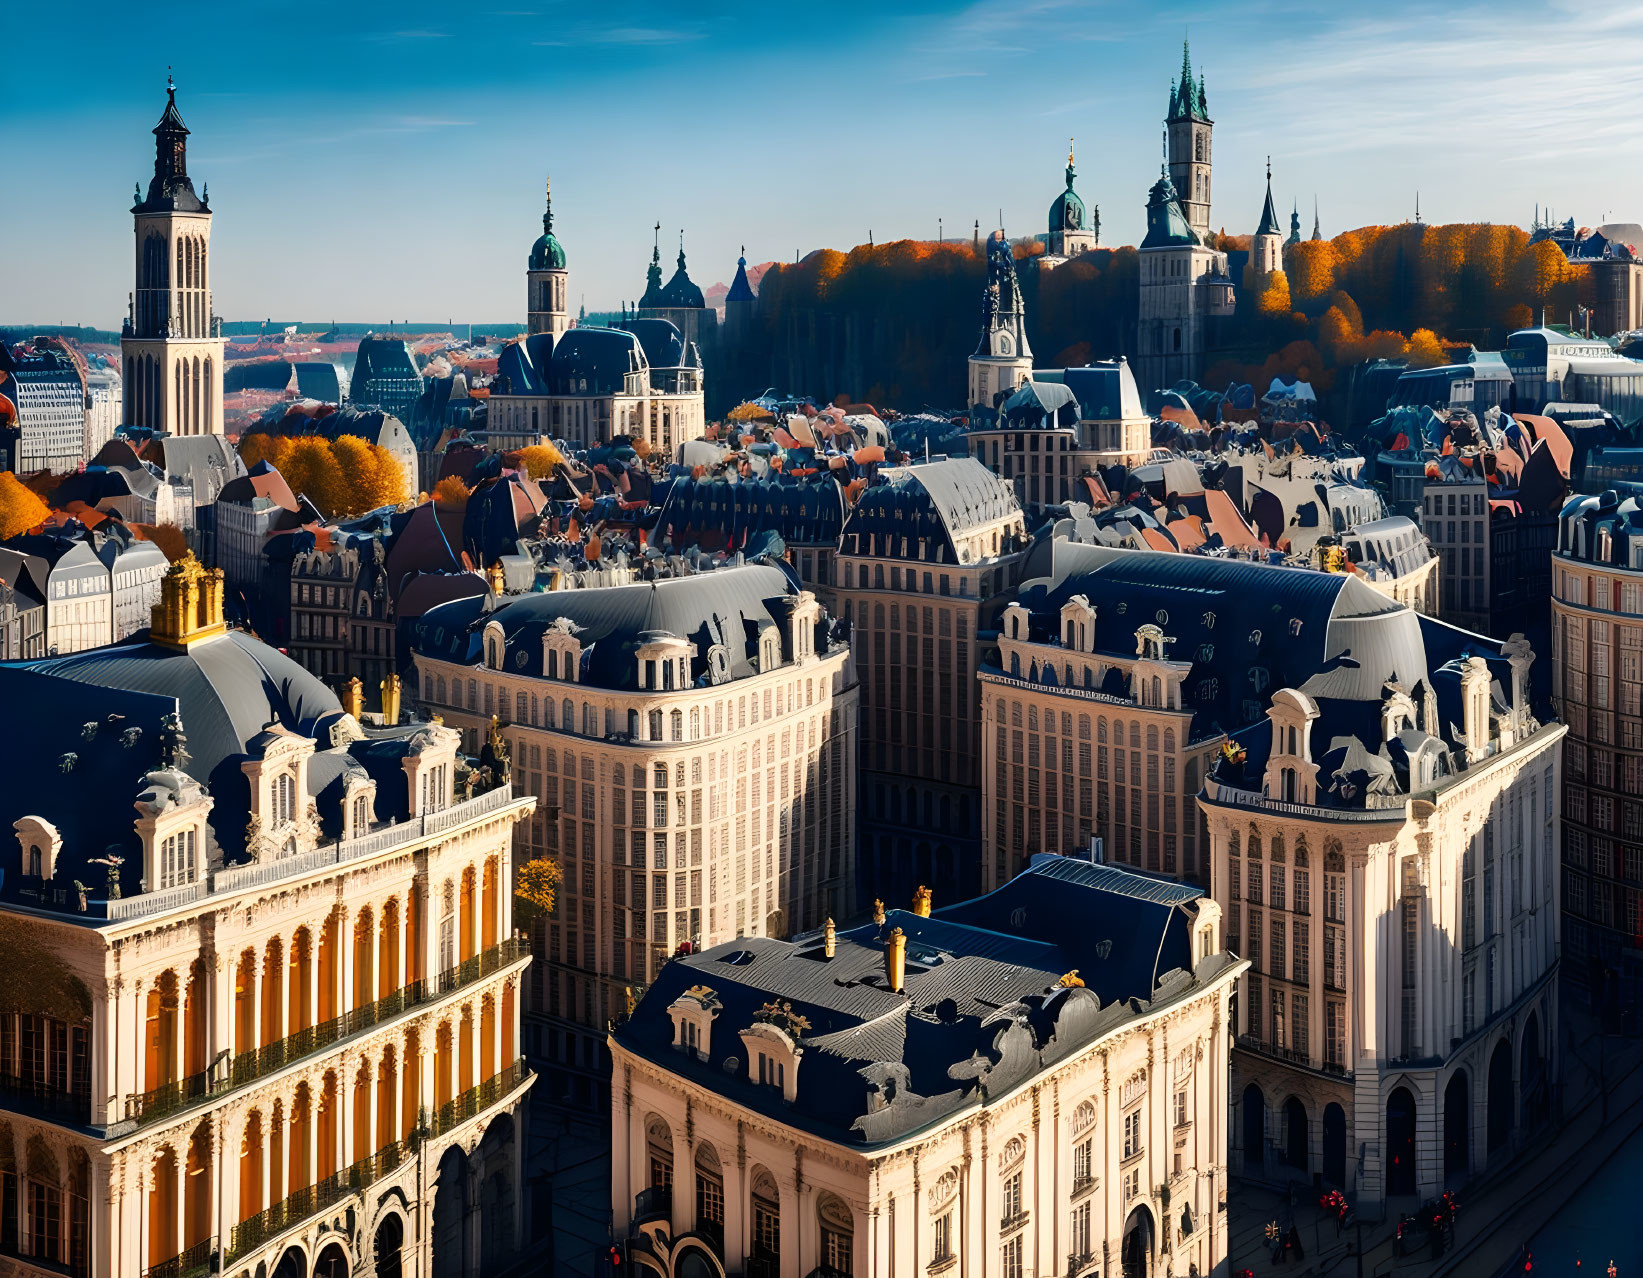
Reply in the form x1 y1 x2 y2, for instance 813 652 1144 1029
1404 328 1447 369
1286 241 1337 304
513 443 564 479
0 471 49 540
432 475 472 509
238 432 407 518
1256 270 1292 317
514 856 562 930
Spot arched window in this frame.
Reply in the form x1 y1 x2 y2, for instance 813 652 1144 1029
645 1116 673 1193
694 1143 724 1245
750 1167 781 1269
818 1192 854 1273
670 710 684 742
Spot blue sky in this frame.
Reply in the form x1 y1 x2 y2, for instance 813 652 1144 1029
5 0 1642 327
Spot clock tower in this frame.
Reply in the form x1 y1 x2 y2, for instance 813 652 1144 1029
967 231 1034 417
526 177 569 338
121 76 225 437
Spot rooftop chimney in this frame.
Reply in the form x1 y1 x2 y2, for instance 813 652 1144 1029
823 918 836 959
886 927 907 993
912 885 932 918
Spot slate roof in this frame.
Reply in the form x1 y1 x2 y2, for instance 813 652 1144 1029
615 857 1224 1147
0 627 347 893
546 327 644 397
1256 176 1282 238
1008 543 1421 738
840 457 1021 564
409 563 801 690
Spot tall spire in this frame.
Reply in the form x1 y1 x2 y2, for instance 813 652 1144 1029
1066 135 1077 187
677 229 687 270
1256 156 1281 238
138 71 202 213
652 221 661 264
542 176 553 234
1312 197 1321 241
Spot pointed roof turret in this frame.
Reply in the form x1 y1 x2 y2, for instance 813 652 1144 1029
726 245 756 304
529 176 566 270
1312 198 1322 241
136 72 204 214
658 231 705 310
1256 157 1282 238
1287 200 1302 246
1168 38 1211 122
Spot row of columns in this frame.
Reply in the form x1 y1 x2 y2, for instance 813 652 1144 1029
131 976 521 1275
104 853 506 1126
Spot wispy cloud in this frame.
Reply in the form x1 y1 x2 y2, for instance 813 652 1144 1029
912 68 987 82
365 28 452 42
530 24 703 47
1226 0 1643 166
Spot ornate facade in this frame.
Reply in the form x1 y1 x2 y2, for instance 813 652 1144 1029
1202 605 1562 1213
121 78 225 438
609 859 1243 1278
410 565 858 1107
0 557 536 1278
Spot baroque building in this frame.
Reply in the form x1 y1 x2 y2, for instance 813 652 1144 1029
967 360 1154 510
609 858 1243 1278
1201 605 1562 1212
1552 491 1643 1016
409 564 858 1106
486 323 706 457
121 78 225 438
0 555 536 1278
834 458 1027 908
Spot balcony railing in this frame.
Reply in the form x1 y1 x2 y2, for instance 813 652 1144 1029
430 1059 529 1138
229 1140 415 1261
125 937 527 1127
143 1238 212 1278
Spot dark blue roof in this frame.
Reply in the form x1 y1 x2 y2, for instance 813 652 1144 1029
1013 544 1416 738
547 327 642 397
620 318 687 370
411 563 796 690
614 857 1220 1147
726 254 756 304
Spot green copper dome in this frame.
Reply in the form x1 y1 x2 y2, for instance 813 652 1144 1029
529 183 566 270
1048 144 1089 237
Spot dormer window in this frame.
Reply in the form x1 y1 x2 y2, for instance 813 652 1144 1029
758 1055 784 1089
668 986 721 1060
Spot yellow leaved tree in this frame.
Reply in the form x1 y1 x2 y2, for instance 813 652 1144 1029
0 471 50 540
515 856 562 931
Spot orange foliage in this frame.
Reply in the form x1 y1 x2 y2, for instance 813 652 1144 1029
1286 241 1337 303
1255 270 1292 317
1404 328 1447 369
133 522 189 562
513 443 563 479
0 471 49 541
238 433 406 518
432 476 471 509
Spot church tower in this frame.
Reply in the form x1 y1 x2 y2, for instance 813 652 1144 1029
527 178 569 338
1166 40 1213 242
967 231 1034 416
122 76 225 437
1252 159 1284 285
1046 138 1097 260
